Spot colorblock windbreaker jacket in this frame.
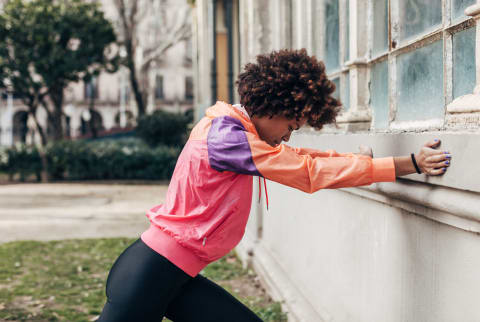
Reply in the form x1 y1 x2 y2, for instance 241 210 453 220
141 101 396 277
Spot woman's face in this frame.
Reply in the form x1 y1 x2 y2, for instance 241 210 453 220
251 114 307 147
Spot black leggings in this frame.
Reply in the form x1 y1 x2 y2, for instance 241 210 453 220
97 239 263 322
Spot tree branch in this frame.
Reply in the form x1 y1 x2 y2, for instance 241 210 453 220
141 13 191 70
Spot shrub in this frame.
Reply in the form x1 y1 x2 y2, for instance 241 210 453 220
0 138 180 181
0 144 42 181
135 109 193 148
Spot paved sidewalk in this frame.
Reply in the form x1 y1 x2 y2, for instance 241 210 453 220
0 183 168 243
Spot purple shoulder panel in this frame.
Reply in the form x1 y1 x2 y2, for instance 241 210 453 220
207 116 261 176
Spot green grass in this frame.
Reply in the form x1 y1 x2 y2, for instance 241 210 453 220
0 238 287 321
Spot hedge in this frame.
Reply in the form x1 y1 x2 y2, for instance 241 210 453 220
135 109 193 147
0 138 180 181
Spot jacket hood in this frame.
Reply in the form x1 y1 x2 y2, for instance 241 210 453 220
205 101 258 135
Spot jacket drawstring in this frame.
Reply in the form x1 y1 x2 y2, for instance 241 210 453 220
258 177 269 211
258 177 261 203
207 177 267 248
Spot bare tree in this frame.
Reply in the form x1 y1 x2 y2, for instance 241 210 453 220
113 0 192 117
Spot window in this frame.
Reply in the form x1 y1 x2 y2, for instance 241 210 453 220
84 77 99 100
185 76 194 101
155 75 164 100
368 0 476 130
313 0 350 112
13 111 28 144
287 0 477 130
452 0 477 21
370 59 389 129
1 91 22 100
342 71 350 111
65 116 71 138
332 77 340 100
118 73 130 103
324 0 340 72
185 39 193 63
398 0 442 42
453 26 476 98
396 40 444 122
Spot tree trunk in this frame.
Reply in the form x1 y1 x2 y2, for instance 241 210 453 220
50 88 65 141
125 38 146 117
34 123 49 183
128 61 146 117
30 107 49 183
37 148 49 183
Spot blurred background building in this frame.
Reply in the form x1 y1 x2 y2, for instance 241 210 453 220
192 0 480 321
0 0 193 145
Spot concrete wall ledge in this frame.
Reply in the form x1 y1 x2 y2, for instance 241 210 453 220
341 179 480 233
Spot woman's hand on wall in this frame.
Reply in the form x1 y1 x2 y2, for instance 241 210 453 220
415 139 451 175
393 139 451 177
357 145 373 158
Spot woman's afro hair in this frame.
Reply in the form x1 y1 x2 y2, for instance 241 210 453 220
236 49 341 130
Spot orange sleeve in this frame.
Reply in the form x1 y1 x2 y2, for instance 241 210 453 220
248 134 396 193
293 147 351 158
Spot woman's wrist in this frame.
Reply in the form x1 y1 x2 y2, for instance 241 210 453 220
393 155 417 177
393 140 450 177
410 153 422 174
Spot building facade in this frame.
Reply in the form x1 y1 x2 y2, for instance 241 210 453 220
0 0 193 146
193 0 480 321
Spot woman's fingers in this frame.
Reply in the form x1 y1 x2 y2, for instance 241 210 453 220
426 167 447 176
424 151 451 174
426 153 451 163
430 161 450 169
424 139 441 149
417 142 452 176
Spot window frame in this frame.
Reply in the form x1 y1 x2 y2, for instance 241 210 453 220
310 0 353 118
366 0 477 131
300 0 478 132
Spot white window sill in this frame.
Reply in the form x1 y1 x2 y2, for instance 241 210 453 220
447 93 480 114
335 109 371 124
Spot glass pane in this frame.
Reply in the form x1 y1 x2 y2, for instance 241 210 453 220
370 61 389 129
373 0 389 56
453 0 477 21
397 40 444 121
325 0 340 72
453 27 476 98
342 72 350 111
399 0 442 41
332 77 341 100
344 0 350 62
313 0 323 58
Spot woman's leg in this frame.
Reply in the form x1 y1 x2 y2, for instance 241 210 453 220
165 274 263 322
97 239 191 322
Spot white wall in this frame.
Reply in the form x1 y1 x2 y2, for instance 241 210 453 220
192 1 480 320
238 131 480 322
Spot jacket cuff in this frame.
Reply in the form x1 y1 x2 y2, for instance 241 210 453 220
372 157 396 182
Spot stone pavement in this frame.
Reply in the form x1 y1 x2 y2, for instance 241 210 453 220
0 183 168 243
